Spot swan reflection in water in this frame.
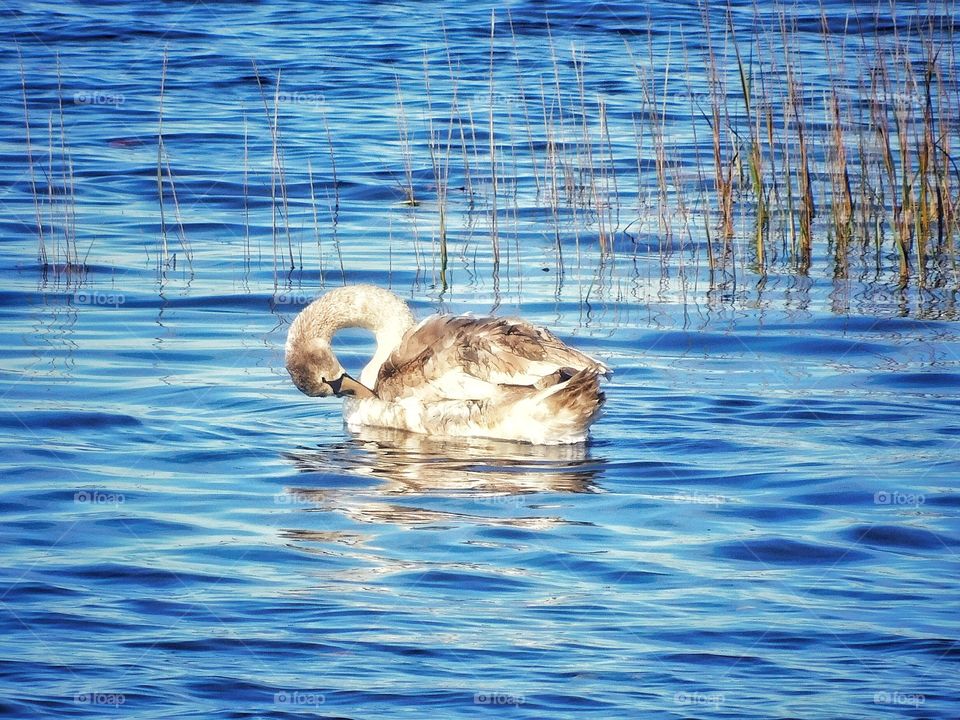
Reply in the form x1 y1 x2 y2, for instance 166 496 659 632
279 426 606 537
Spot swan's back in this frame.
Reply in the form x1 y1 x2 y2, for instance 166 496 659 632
342 314 608 444
375 315 608 402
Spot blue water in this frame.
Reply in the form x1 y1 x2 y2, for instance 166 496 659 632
2 1 960 718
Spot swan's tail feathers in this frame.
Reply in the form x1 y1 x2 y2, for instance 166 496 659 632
533 367 605 443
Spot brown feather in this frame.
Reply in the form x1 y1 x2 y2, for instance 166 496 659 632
375 315 608 403
543 368 605 427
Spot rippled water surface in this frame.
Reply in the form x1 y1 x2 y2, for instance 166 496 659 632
2 1 960 718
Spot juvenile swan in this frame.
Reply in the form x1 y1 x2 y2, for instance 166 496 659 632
285 285 610 444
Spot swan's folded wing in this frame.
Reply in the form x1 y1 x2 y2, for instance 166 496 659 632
375 315 608 402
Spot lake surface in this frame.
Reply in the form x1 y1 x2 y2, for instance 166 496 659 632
2 1 959 718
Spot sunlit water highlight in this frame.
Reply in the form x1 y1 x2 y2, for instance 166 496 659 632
1 1 959 718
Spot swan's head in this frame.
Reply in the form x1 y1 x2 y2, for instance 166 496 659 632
286 337 345 397
286 337 374 399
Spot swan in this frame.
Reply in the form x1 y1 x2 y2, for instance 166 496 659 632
284 285 610 444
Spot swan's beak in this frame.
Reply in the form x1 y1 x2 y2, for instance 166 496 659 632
328 373 376 399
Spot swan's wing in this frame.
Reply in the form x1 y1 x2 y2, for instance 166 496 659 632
375 315 608 402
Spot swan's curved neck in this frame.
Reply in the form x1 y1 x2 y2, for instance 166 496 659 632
287 285 415 389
